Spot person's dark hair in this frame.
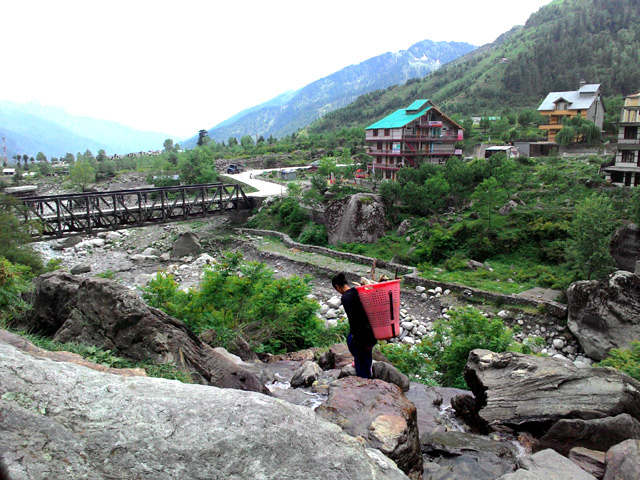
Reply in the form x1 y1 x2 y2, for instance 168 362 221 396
331 272 348 289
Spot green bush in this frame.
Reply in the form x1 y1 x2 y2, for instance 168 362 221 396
377 343 438 385
143 251 344 354
0 257 33 326
420 307 515 388
596 341 640 381
297 223 328 246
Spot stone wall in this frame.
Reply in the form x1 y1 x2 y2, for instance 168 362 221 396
235 228 568 318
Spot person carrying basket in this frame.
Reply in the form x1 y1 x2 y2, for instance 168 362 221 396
331 272 377 379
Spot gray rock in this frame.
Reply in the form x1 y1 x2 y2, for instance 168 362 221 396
24 272 269 394
553 338 565 350
0 342 409 480
421 431 518 480
130 254 157 262
291 360 323 388
610 223 640 272
327 296 342 309
51 236 83 250
141 247 158 256
537 414 640 456
396 219 411 237
372 362 410 392
415 286 426 294
567 271 640 360
499 200 519 216
172 231 202 258
325 308 339 319
467 260 485 270
464 350 640 429
106 231 122 242
70 264 91 275
604 439 640 480
159 252 171 262
325 194 389 245
497 449 596 480
569 447 605 479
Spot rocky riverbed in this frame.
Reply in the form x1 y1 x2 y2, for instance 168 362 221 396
31 214 592 370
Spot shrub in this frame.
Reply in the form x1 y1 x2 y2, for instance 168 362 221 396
297 223 328 246
377 343 438 385
0 257 33 326
596 341 640 381
143 251 343 354
420 307 515 388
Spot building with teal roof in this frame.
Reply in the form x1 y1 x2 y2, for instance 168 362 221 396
365 100 463 180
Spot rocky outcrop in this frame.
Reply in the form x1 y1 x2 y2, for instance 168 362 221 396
609 223 640 272
567 271 640 360
463 349 640 430
325 193 389 245
536 414 640 456
0 341 409 480
291 360 323 388
25 271 269 394
316 376 422 477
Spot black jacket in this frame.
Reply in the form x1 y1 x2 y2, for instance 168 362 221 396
341 288 377 348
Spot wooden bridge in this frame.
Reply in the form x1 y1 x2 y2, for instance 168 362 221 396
21 183 253 239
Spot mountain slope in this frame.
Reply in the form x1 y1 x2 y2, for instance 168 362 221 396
185 39 476 146
310 0 640 133
0 107 110 160
0 101 173 157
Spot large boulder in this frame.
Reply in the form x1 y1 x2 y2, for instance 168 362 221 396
172 231 202 258
536 414 640 456
325 193 389 245
316 376 422 478
609 223 640 272
463 350 640 430
0 341 409 480
603 439 640 480
25 271 269 394
566 271 640 360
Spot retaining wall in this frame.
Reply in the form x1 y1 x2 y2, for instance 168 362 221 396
235 228 568 318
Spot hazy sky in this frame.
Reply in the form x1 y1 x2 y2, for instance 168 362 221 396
2 0 553 139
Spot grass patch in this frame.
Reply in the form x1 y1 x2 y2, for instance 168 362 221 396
16 330 192 383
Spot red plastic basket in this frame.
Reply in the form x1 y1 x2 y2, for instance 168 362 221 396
355 279 401 340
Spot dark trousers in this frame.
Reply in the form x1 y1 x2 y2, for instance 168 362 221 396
347 334 373 379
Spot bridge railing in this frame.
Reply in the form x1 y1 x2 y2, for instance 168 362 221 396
21 183 253 239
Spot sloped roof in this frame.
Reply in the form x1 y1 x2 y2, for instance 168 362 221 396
538 84 601 111
367 100 432 130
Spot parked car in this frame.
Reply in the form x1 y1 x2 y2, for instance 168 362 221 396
227 164 244 174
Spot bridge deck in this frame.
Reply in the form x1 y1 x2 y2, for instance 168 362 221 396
21 183 253 239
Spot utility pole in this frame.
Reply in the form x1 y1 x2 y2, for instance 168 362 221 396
2 137 6 167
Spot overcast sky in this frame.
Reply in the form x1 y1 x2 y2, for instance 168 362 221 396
2 0 553 139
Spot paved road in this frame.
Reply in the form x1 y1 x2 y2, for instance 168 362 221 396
233 166 310 197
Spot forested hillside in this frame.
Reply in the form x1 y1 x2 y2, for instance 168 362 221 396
310 0 640 133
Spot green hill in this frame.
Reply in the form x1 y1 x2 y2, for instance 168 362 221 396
310 0 640 133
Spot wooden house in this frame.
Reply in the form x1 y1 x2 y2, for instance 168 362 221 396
365 100 463 181
537 81 604 143
604 91 640 187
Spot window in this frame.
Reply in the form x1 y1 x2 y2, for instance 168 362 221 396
624 126 638 140
384 129 390 136
622 151 635 163
373 129 378 137
377 142 382 150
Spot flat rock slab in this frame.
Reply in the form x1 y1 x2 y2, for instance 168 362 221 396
464 349 640 429
497 449 596 480
0 341 409 480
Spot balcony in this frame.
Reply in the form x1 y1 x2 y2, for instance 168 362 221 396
367 163 400 171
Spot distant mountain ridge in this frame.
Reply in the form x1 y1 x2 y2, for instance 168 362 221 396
0 100 173 159
310 0 640 133
184 39 476 146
